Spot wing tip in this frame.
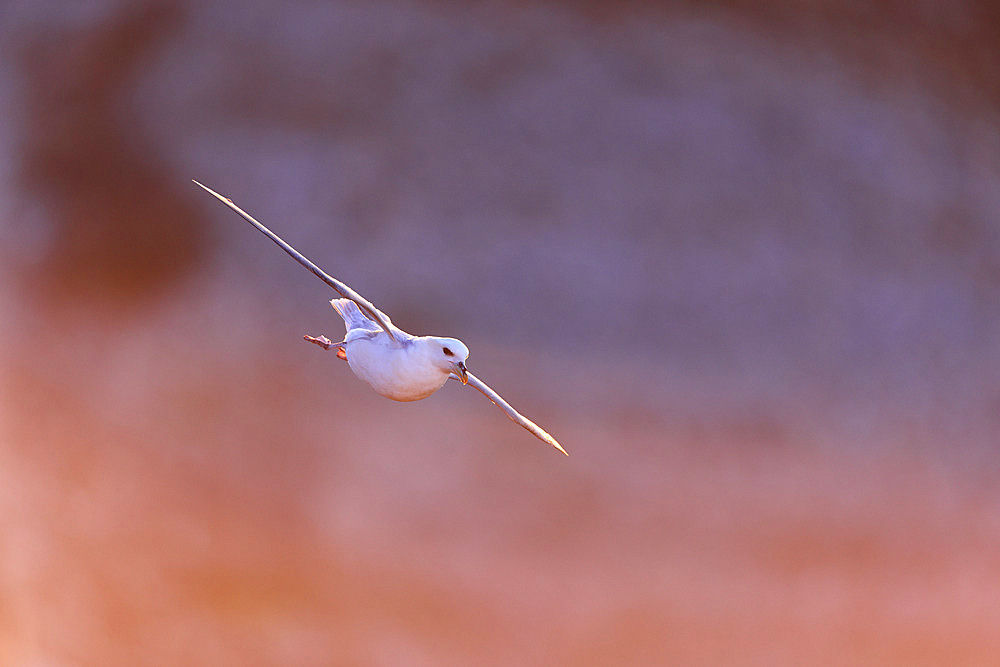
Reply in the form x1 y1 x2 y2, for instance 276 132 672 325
192 179 233 204
548 437 569 456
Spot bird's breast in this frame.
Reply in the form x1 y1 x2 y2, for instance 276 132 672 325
344 339 448 401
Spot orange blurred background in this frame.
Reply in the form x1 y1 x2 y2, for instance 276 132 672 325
3 1 1000 664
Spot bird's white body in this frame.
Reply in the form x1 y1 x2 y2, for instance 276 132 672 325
345 335 448 401
334 298 470 401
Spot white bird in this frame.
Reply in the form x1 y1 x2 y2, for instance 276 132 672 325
194 181 566 455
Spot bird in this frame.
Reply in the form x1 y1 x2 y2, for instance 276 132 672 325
193 180 566 455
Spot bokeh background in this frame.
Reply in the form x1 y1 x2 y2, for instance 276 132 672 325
3 1 1000 664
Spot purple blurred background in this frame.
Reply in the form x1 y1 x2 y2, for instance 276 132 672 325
3 0 1000 663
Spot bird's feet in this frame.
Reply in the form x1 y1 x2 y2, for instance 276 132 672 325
304 334 348 360
303 334 335 349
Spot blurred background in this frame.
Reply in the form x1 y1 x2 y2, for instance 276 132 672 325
2 0 1000 664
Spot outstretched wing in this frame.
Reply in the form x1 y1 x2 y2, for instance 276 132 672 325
461 371 567 455
193 180 402 344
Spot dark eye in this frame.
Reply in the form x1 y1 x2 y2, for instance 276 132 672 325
442 347 453 357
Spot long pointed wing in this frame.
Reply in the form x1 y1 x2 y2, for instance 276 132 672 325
193 180 401 344
462 371 567 455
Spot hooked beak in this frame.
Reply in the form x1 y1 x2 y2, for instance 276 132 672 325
454 361 469 385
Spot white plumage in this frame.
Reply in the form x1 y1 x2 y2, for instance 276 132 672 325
332 298 468 402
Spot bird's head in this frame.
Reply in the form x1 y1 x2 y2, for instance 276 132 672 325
421 336 470 384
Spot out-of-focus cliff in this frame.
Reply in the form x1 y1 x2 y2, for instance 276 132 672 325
2 1 1000 664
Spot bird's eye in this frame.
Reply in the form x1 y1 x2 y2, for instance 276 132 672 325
442 347 453 357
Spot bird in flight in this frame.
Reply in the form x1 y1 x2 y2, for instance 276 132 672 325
193 181 566 455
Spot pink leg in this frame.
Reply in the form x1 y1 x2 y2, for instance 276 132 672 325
303 334 348 361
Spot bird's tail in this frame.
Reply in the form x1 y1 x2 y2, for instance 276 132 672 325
330 298 379 333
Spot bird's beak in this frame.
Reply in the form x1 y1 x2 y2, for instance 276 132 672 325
454 361 469 385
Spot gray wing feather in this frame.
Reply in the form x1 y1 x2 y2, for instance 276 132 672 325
193 181 402 344
462 372 567 455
